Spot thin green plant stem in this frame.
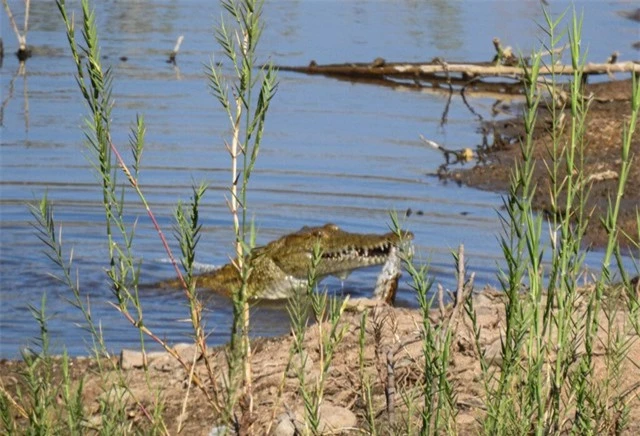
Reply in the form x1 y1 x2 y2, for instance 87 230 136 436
109 135 188 290
55 1 219 420
207 0 277 424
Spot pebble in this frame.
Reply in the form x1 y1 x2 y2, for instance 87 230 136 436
273 404 357 435
285 351 313 378
119 343 201 370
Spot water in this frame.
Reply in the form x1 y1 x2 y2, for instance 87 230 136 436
1 0 638 358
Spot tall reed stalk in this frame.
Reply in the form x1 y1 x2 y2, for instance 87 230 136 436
206 0 277 424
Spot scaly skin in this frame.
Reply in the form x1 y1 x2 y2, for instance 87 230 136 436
171 223 413 300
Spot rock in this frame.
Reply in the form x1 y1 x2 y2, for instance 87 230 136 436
173 343 202 362
314 404 358 433
120 348 144 370
119 343 202 372
208 425 231 436
280 404 358 434
484 337 504 367
119 349 166 370
273 412 297 436
286 351 313 378
345 297 384 313
151 355 181 372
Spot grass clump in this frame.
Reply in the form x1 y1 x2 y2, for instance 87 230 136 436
475 9 640 435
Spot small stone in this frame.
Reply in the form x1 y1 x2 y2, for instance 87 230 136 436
173 343 201 362
120 349 144 370
286 351 313 378
316 404 357 433
119 349 167 370
289 404 357 434
484 338 504 367
151 355 180 372
345 297 381 312
208 425 231 436
87 414 103 430
273 413 296 436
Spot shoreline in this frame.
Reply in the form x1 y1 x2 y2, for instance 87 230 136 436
451 78 639 250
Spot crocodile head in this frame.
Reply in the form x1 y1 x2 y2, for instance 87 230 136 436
195 223 413 300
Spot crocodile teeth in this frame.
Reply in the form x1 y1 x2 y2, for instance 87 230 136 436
322 240 396 262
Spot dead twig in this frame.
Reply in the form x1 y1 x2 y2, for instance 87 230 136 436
443 245 475 337
420 135 475 166
177 340 201 434
167 35 184 65
0 380 29 419
385 349 396 424
460 75 489 123
437 283 446 320
2 0 31 60
577 169 619 189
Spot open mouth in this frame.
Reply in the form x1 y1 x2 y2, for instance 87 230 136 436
322 232 414 264
323 240 395 262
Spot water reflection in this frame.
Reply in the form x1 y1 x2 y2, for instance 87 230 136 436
423 0 463 52
0 61 29 132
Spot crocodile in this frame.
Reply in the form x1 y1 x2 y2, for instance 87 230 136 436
165 223 413 300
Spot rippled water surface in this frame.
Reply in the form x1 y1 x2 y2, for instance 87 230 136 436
1 0 638 357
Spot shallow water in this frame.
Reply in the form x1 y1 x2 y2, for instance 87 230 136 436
1 0 638 358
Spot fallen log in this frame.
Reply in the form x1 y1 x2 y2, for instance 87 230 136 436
277 58 640 82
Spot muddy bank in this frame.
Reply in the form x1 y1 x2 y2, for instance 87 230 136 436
2 288 639 435
451 78 639 250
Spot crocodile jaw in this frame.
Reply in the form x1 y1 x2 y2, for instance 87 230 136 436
260 239 407 298
258 223 413 298
313 237 406 279
192 223 413 300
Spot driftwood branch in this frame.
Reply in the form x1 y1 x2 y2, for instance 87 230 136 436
276 41 639 98
279 59 639 80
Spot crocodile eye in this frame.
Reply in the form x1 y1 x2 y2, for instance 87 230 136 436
324 223 340 232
